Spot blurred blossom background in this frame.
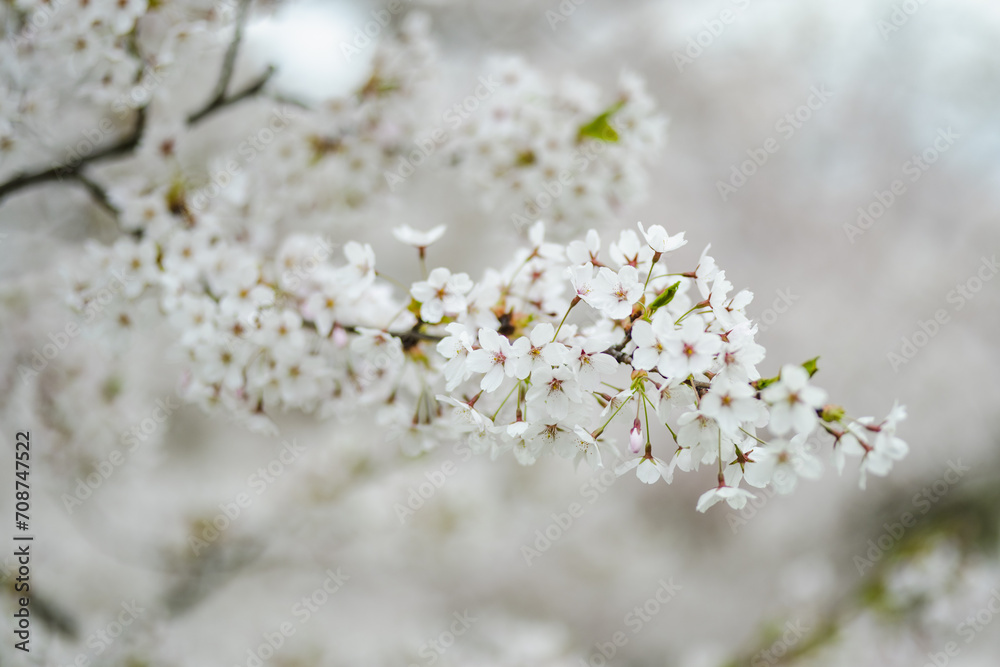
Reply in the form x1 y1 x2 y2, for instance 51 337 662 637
1 0 1000 666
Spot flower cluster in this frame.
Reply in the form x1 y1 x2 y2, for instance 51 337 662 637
2 2 906 512
78 216 907 511
446 57 667 231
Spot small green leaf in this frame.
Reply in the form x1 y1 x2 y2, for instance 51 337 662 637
647 281 681 315
577 100 625 143
802 356 820 378
754 375 779 391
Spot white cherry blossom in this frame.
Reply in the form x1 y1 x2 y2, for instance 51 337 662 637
659 318 722 380
525 366 583 420
410 267 473 324
616 453 674 484
743 434 823 494
393 223 446 249
696 483 756 512
587 264 642 319
466 328 530 392
761 364 828 436
699 377 765 436
637 221 686 254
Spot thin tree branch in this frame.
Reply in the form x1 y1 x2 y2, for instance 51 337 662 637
185 0 255 124
74 172 120 217
186 65 276 126
0 0 273 212
0 106 147 204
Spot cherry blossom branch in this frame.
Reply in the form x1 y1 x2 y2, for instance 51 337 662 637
305 321 445 345
0 0 273 210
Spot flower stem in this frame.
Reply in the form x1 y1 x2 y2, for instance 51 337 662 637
595 390 636 436
418 247 428 280
739 427 768 445
552 296 579 341
642 255 658 291
376 270 407 290
490 382 520 421
674 302 710 325
642 389 652 455
717 428 724 477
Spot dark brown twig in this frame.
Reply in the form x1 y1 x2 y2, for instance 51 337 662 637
73 172 120 217
0 107 147 204
185 0 256 124
186 65 276 125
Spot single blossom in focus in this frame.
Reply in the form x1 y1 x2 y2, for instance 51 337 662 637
637 221 687 254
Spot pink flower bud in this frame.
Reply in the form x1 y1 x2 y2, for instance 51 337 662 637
629 418 643 454
332 325 349 347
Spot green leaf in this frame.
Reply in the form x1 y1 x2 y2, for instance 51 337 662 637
755 358 818 391
647 281 681 315
577 100 625 143
754 376 779 391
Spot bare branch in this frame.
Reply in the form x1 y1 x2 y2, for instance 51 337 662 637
186 65 276 125
0 0 274 212
0 107 147 205
185 0 256 124
74 172 120 217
